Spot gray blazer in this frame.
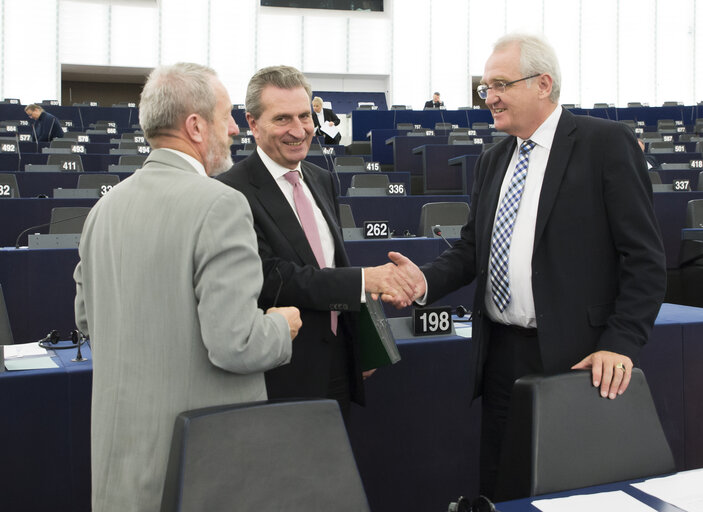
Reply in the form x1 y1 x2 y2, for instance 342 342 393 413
74 149 292 512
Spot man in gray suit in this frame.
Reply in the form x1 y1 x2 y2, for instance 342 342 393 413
74 63 301 512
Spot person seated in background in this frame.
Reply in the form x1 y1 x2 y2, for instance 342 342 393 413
24 104 64 142
638 138 660 170
424 92 444 109
311 96 341 144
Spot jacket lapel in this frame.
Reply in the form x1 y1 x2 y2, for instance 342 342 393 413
534 110 576 247
246 153 320 267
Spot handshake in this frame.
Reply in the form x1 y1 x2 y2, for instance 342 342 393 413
363 251 426 309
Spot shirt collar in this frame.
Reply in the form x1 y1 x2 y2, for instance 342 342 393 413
160 148 208 177
517 105 562 151
256 146 303 182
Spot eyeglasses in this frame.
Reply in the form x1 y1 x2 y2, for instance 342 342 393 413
477 74 541 100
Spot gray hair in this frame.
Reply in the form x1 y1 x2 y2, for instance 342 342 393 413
245 65 312 120
25 103 43 113
312 96 323 107
494 33 561 103
139 62 219 141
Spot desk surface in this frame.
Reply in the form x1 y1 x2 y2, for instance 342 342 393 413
496 471 695 512
1 306 703 512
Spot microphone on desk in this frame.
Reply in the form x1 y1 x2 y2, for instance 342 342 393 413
14 212 90 249
15 132 22 173
433 225 453 248
71 329 89 362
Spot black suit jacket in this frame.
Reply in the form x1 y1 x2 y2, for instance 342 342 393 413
424 100 444 109
32 111 64 142
216 151 364 404
312 108 341 144
421 109 666 396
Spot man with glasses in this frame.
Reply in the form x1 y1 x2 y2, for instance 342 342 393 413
384 33 666 498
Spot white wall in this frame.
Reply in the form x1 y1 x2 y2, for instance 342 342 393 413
0 0 701 108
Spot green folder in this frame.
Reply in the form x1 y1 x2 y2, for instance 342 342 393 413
359 294 401 371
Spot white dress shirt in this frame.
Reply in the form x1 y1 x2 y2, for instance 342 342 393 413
256 147 366 301
161 148 207 177
257 146 337 268
485 105 562 327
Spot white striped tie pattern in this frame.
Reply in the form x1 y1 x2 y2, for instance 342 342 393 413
489 139 536 312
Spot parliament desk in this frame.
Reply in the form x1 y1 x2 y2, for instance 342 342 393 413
335 170 411 196
0 197 99 248
351 108 495 141
0 343 92 512
338 194 470 237
653 190 703 268
495 473 692 512
1 237 470 342
7 171 133 198
412 144 481 194
385 135 448 174
2 305 701 512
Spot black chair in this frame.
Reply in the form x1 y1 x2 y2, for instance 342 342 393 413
0 173 20 198
417 201 469 237
47 154 84 172
648 170 662 185
49 207 91 234
339 203 356 228
649 141 675 154
334 156 365 172
160 399 369 512
656 119 676 132
618 119 637 129
349 173 389 189
495 369 675 501
0 283 14 345
660 163 691 170
345 142 371 155
119 154 148 166
77 174 120 191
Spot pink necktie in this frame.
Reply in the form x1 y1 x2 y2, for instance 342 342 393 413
284 170 337 335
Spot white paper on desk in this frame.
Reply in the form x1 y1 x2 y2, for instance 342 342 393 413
532 490 657 512
320 123 339 138
4 342 48 359
631 468 703 512
4 356 59 371
453 323 472 338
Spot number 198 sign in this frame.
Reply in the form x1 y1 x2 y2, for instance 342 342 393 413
413 306 453 336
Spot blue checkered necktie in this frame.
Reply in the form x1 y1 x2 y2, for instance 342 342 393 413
489 139 536 312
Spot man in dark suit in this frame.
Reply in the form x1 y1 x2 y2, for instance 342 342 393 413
217 65 414 418
385 34 666 498
424 92 444 109
311 96 341 144
25 104 64 141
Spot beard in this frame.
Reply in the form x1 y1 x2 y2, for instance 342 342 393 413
204 131 233 177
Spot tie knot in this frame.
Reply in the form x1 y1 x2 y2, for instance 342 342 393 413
284 170 301 186
520 139 536 155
